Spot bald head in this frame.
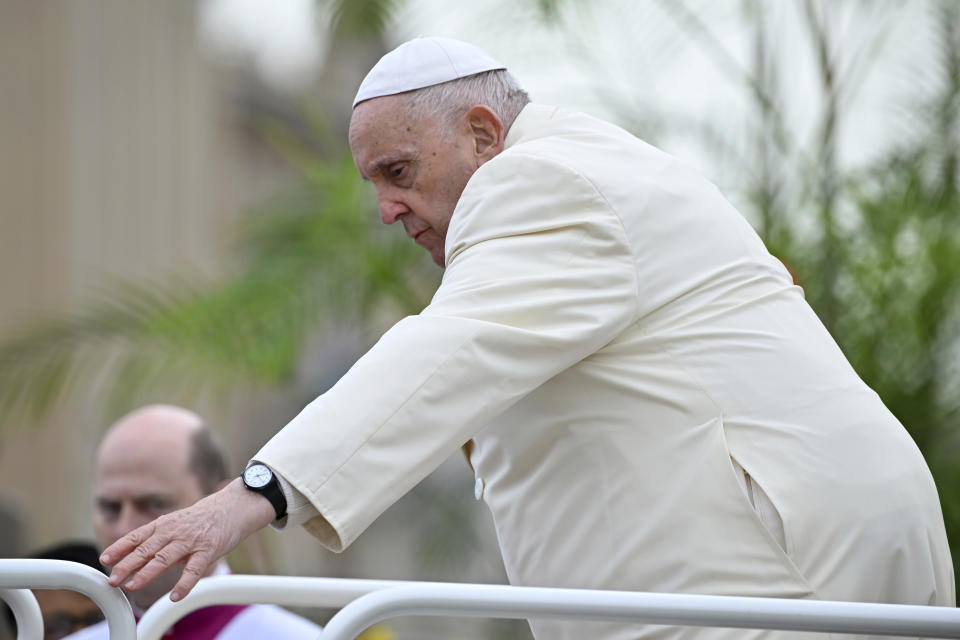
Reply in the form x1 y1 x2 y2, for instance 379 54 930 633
97 405 228 495
98 405 203 465
92 405 229 608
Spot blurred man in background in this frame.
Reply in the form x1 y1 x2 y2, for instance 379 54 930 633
64 404 320 640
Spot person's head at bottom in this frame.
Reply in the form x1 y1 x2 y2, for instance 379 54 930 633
92 404 229 611
2 542 107 640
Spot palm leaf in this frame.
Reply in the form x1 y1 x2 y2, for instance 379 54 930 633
0 148 437 424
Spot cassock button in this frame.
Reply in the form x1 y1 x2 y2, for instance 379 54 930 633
474 476 485 500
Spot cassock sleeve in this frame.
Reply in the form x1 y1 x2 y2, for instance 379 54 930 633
254 151 639 551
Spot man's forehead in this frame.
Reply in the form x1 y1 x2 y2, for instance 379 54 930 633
98 444 182 470
350 105 423 176
349 96 406 144
94 465 200 501
95 439 193 490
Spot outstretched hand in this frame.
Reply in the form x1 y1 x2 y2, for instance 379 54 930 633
99 478 276 602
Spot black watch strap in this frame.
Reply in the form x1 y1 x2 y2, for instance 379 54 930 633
242 464 288 520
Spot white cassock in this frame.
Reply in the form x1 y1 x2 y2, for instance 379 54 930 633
255 104 954 639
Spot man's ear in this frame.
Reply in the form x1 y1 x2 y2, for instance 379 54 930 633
465 105 505 166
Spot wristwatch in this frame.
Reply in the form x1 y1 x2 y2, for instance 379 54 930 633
241 463 287 520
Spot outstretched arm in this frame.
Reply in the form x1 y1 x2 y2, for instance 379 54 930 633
99 478 276 602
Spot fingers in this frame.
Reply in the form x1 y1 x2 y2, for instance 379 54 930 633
98 481 267 601
102 530 212 602
100 520 154 567
101 522 164 587
170 552 213 602
119 541 191 593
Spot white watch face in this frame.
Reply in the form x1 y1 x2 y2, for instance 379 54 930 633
243 464 272 489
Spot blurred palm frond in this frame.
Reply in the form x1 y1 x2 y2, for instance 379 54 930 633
328 0 404 36
0 147 437 423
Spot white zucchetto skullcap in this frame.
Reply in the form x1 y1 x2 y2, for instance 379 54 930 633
353 36 506 108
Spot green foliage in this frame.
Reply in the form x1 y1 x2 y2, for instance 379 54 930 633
326 0 404 36
747 0 960 580
781 145 960 582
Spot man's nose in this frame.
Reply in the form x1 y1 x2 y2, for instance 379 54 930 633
115 506 148 537
378 197 408 225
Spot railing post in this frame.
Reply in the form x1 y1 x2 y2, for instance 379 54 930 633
0 559 136 640
0 588 43 640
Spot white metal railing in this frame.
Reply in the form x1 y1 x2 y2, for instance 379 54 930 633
3 561 960 640
0 559 136 640
0 588 43 640
139 575 960 640
318 584 960 640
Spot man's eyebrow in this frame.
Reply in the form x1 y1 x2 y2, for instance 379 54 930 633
364 153 415 180
95 492 171 504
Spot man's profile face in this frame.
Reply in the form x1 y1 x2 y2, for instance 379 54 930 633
349 94 478 267
92 424 205 608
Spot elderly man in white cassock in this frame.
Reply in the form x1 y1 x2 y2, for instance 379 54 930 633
100 37 954 639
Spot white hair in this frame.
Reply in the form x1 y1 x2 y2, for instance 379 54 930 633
400 69 531 136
